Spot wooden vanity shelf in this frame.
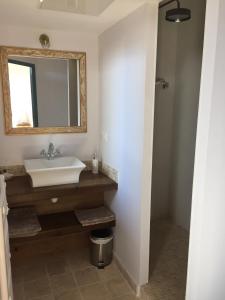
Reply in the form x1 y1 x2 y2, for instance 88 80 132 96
6 171 118 245
10 211 115 244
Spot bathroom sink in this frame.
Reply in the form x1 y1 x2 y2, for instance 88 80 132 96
24 157 86 187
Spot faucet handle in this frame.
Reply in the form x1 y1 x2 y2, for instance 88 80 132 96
55 149 61 156
49 142 54 149
40 149 46 156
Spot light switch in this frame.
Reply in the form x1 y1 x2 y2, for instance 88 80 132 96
102 132 109 143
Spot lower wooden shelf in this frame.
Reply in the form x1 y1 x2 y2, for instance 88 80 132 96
10 211 115 244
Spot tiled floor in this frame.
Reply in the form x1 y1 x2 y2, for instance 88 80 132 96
143 219 189 300
12 248 137 300
12 220 189 300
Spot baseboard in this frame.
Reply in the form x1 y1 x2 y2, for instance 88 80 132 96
113 252 142 297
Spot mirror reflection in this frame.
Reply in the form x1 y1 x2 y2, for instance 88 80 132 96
8 56 80 128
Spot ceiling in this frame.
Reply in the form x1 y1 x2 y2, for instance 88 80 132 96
0 0 158 35
40 0 115 16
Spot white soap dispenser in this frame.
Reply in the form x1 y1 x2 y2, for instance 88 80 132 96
92 153 99 174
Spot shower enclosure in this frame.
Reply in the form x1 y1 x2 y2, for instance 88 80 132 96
144 0 207 298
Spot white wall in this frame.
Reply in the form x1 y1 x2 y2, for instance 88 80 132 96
186 0 225 298
0 26 99 165
33 58 69 127
99 3 158 287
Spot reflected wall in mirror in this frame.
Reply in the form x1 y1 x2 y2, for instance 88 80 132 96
8 57 80 128
0 47 87 134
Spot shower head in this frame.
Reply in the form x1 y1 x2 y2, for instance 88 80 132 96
160 0 191 23
166 7 191 22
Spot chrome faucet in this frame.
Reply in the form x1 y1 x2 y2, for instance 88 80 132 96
40 143 61 160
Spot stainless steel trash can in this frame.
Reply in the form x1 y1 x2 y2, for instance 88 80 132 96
90 228 113 269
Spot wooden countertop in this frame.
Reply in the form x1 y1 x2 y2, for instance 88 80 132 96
6 171 118 203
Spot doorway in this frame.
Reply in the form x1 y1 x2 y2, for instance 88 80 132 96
145 0 206 298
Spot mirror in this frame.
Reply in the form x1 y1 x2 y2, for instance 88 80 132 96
0 47 87 134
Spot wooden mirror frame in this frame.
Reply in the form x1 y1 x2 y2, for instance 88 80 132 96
0 46 87 135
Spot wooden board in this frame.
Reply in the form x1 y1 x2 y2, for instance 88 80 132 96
8 192 105 215
6 171 118 205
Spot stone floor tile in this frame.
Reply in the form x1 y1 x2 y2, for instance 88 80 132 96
67 249 91 271
144 219 189 300
13 283 24 300
12 267 25 284
74 267 100 286
97 263 122 281
32 295 54 300
51 273 76 296
105 277 132 298
115 294 139 300
46 258 69 276
23 263 47 282
24 278 51 299
54 289 82 300
80 283 111 300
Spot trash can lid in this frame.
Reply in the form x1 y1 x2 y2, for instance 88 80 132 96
91 228 112 239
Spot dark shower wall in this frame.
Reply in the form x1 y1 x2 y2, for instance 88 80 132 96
151 0 206 230
171 0 206 230
151 1 178 221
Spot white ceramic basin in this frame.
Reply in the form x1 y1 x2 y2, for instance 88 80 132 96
24 156 86 187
